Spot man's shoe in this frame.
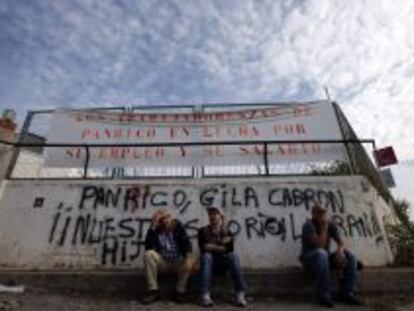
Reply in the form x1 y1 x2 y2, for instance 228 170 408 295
173 291 187 304
339 293 363 306
142 290 160 304
236 291 247 307
318 297 334 308
201 293 214 307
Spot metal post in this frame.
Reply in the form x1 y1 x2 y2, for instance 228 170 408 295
372 141 379 168
6 111 34 179
83 146 90 179
264 142 269 176
323 86 331 102
331 102 356 175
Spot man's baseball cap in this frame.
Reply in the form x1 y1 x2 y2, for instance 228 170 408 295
206 206 223 215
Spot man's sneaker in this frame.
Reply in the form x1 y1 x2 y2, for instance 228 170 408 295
201 293 214 307
142 290 160 304
173 291 187 304
339 293 363 306
318 296 334 308
236 292 247 307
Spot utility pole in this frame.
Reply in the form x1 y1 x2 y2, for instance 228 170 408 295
323 86 331 102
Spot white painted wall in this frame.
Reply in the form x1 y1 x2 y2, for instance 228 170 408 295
0 176 394 270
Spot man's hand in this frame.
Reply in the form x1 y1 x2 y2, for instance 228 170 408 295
316 216 329 234
183 256 196 272
222 236 233 244
333 248 347 269
205 243 225 252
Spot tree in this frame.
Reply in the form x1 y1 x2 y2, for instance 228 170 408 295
386 199 414 266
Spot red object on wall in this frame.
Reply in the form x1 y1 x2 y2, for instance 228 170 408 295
374 146 398 167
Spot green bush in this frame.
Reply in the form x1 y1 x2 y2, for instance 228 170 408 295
386 199 414 266
309 160 351 175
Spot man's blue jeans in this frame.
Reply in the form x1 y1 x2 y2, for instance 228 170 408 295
199 252 247 295
301 248 357 299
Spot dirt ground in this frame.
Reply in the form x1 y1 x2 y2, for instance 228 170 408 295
0 288 412 311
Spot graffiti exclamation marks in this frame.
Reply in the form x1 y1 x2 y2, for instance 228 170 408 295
72 214 91 245
49 212 61 243
58 216 72 246
88 218 97 243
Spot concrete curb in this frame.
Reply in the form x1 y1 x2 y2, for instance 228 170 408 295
0 268 412 298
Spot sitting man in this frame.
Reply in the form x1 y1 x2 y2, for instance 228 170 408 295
142 209 195 304
198 206 248 307
300 203 362 308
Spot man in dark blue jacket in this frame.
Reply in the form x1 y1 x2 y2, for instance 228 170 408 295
142 209 195 304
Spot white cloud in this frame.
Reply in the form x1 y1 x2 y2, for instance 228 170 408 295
1 0 414 162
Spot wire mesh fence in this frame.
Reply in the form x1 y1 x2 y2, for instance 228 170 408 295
3 140 373 179
0 103 383 190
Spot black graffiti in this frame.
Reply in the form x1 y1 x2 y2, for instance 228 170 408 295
47 183 386 267
226 213 297 241
290 213 302 241
268 187 344 213
199 185 259 209
49 213 152 246
101 239 145 265
198 185 344 213
78 185 192 214
331 211 382 240
244 213 286 240
223 210 382 244
48 204 200 266
79 186 123 209
78 185 344 215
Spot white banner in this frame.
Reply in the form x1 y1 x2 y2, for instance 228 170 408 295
44 101 348 167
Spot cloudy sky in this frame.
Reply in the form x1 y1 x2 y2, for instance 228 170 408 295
0 0 413 215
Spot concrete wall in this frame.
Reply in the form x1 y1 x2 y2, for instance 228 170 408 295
0 176 394 270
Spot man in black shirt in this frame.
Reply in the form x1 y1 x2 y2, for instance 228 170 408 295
198 206 247 307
